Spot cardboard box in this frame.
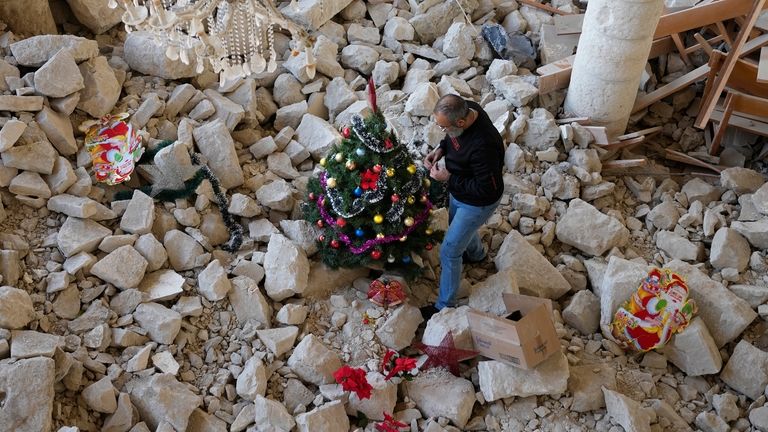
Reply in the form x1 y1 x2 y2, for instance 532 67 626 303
467 293 560 370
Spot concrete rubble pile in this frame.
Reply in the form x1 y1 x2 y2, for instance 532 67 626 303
0 0 767 431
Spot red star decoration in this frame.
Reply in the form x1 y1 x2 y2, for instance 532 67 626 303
412 331 477 377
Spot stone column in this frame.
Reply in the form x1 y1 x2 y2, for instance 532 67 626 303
563 0 664 137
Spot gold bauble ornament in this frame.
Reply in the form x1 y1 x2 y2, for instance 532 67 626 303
335 153 344 162
420 194 427 203
376 233 385 239
345 159 356 170
327 177 337 188
373 214 384 224
407 164 417 174
404 217 414 227
400 236 408 241
425 228 433 235
424 178 431 187
386 168 395 177
319 157 327 167
407 195 415 204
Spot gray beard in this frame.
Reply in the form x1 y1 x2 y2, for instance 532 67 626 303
447 129 463 138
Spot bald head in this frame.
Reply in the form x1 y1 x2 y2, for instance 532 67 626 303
433 94 469 125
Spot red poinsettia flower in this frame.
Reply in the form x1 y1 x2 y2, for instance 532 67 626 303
376 412 409 432
381 350 418 381
361 169 381 190
333 365 373 400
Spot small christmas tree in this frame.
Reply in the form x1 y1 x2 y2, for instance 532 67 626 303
303 79 441 276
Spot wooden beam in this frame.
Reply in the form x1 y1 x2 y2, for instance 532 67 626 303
599 136 646 152
654 0 754 39
695 0 768 129
518 0 573 15
602 159 648 170
664 149 724 173
758 47 768 83
632 64 710 113
617 126 663 140
555 116 590 124
741 32 768 56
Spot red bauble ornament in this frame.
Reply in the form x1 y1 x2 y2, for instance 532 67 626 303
391 194 400 203
372 164 382 173
318 234 326 242
371 250 382 259
336 217 346 227
425 243 433 250
316 220 324 228
308 192 316 201
342 126 351 138
331 239 340 248
384 138 393 149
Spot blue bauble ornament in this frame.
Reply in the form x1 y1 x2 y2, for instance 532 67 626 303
355 228 365 237
402 255 411 264
354 187 363 197
355 147 365 156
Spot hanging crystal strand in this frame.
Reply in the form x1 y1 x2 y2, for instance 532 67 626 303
247 1 262 74
236 2 247 75
266 9 277 73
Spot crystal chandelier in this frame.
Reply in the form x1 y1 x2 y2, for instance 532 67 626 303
110 0 316 82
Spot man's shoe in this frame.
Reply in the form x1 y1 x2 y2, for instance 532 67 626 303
419 305 439 321
462 251 486 264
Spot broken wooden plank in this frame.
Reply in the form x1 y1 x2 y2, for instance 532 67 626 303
555 116 590 125
654 0 754 39
695 0 768 129
741 32 768 56
599 136 646 152
758 47 768 83
518 0 573 16
664 149 724 173
554 14 584 35
632 64 710 113
583 126 610 145
617 126 663 141
710 106 768 136
602 159 648 170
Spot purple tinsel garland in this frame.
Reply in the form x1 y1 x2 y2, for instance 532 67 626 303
316 172 432 255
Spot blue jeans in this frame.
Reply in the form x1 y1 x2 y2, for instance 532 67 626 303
436 194 501 309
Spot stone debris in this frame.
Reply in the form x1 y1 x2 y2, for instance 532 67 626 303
478 352 570 401
404 369 475 428
287 335 342 386
603 388 652 432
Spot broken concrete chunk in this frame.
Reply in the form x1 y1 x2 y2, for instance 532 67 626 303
603 388 652 432
295 400 349 432
82 376 117 414
90 245 148 290
134 303 182 345
264 233 309 301
58 217 112 257
720 340 768 400
34 48 84 98
129 373 202 431
77 56 120 118
236 355 268 401
404 369 475 429
495 230 570 299
228 276 272 327
163 230 204 271
192 119 244 189
0 285 36 329
0 357 55 432
287 334 341 386
659 317 722 376
556 199 629 256
478 352 569 401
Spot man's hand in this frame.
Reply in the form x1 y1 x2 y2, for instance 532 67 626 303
430 164 451 182
424 148 444 170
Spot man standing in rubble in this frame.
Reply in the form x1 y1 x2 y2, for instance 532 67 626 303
421 94 505 319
